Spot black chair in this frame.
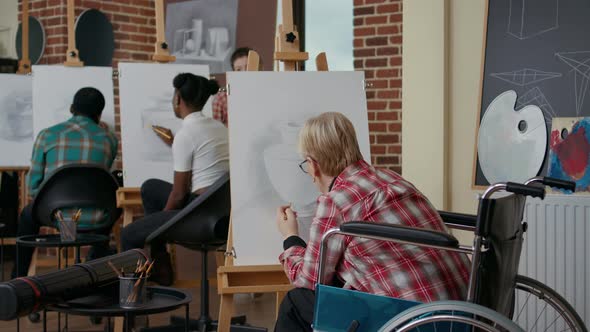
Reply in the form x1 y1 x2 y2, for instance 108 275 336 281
32 163 121 234
143 173 266 332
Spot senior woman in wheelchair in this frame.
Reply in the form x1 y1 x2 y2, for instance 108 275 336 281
274 112 471 332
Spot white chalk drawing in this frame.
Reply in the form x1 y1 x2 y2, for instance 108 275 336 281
507 0 559 40
556 51 590 116
516 87 556 125
140 95 181 162
490 68 561 86
0 91 32 141
166 0 238 73
0 74 33 167
263 120 318 242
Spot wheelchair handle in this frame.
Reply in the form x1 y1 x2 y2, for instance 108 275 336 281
525 176 576 192
505 182 545 199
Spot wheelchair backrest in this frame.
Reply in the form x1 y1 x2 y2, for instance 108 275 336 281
475 193 527 317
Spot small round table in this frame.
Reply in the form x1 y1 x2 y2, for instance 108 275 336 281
16 233 110 331
0 222 6 281
46 286 192 332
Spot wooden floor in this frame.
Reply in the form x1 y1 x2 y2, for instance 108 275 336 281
0 260 278 332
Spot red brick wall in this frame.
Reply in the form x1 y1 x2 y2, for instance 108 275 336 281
354 0 402 174
19 0 157 169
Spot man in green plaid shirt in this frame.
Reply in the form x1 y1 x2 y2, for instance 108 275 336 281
13 87 118 278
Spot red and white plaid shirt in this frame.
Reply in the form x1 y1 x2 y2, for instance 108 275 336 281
212 91 228 127
279 160 470 303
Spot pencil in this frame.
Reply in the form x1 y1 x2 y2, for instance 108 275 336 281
151 126 172 140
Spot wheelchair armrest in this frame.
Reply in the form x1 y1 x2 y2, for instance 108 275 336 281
340 222 459 248
438 211 476 230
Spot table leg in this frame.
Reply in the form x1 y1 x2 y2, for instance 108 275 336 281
57 247 61 332
107 317 112 332
185 304 189 332
125 313 132 332
75 245 81 264
43 310 47 332
1 236 4 281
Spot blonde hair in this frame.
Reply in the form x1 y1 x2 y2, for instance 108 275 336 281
298 112 364 177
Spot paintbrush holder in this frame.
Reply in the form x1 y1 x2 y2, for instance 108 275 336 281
58 218 77 242
119 274 148 308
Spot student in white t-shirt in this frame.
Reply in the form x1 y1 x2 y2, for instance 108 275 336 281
121 73 229 286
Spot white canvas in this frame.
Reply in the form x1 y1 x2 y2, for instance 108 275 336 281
227 71 370 266
32 66 115 138
0 74 33 167
118 62 211 187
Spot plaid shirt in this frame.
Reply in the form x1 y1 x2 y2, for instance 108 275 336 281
212 91 228 127
280 160 471 303
28 115 118 228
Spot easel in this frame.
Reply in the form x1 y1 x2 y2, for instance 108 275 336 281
113 1 175 330
64 0 83 66
24 0 89 278
216 1 328 330
1 0 31 248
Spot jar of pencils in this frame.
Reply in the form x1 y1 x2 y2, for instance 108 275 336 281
55 209 81 242
116 260 154 308
119 274 148 308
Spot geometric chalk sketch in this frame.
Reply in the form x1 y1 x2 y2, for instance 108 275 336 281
516 86 557 125
507 0 559 40
556 51 590 116
490 68 562 86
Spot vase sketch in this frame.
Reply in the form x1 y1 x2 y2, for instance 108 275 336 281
140 96 180 162
0 92 32 141
263 121 318 240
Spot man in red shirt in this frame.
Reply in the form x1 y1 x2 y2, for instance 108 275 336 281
275 112 470 331
211 47 252 127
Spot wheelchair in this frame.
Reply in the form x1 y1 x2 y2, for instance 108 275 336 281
313 177 586 332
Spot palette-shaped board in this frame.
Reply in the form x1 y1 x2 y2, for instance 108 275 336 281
548 117 590 194
118 62 211 187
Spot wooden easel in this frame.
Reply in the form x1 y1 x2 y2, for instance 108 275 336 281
64 0 83 66
113 1 175 330
16 0 31 74
152 0 176 63
216 1 328 330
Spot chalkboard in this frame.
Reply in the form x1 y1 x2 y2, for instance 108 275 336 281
474 0 590 187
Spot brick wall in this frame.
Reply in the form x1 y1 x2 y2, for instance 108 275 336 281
353 0 402 174
19 0 157 169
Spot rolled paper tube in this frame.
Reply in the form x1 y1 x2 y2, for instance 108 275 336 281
0 249 149 320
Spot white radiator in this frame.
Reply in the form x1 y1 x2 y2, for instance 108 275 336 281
516 194 590 329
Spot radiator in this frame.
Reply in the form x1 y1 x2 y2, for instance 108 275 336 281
516 194 590 329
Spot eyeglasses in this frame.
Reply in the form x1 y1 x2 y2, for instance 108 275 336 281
298 159 310 174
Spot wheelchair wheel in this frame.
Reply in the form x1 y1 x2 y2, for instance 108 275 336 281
378 300 524 332
513 275 587 331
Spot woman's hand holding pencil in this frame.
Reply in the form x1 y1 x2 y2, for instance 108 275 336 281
151 125 174 146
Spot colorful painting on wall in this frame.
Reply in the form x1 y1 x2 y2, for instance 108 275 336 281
548 117 590 194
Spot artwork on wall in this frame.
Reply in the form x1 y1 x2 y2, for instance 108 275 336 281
165 0 239 73
118 62 211 187
548 117 590 194
474 0 590 187
477 90 547 184
227 71 370 266
0 74 32 167
32 66 115 138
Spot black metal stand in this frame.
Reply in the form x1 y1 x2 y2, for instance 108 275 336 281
141 249 267 332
